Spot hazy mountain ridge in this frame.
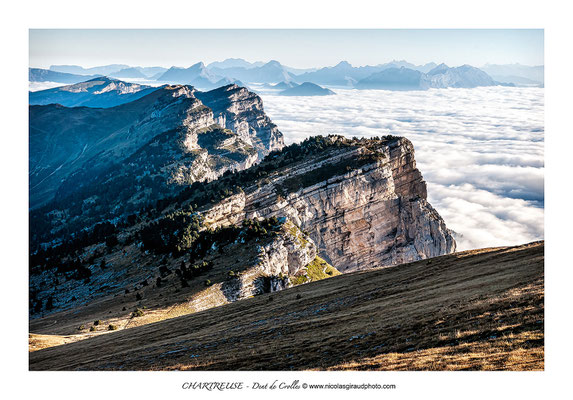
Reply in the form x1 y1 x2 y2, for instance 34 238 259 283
29 77 157 107
355 64 496 90
29 68 102 84
32 59 543 89
110 67 148 79
279 82 335 96
481 63 544 86
50 64 130 76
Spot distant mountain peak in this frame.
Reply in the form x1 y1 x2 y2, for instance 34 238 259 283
428 63 450 75
207 58 261 70
279 81 335 96
189 61 207 70
264 60 282 67
335 61 352 68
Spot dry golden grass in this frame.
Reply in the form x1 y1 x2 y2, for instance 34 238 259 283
326 284 544 371
29 241 543 371
29 334 79 352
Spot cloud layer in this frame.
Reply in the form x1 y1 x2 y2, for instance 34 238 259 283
259 86 544 250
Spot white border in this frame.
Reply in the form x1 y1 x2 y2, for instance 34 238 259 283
2 1 571 399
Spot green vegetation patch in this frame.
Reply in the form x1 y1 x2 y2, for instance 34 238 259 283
305 256 341 281
290 275 309 285
285 221 309 247
291 256 341 286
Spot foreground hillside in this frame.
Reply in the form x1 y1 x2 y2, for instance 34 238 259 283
29 241 543 371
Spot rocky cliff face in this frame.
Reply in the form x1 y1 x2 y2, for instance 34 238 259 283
200 219 318 308
202 137 456 272
30 112 454 328
196 84 284 156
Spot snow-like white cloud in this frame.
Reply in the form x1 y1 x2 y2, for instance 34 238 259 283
29 81 66 92
259 86 544 250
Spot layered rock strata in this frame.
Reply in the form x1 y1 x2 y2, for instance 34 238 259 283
202 137 456 272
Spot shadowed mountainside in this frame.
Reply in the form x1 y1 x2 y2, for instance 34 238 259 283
29 83 283 210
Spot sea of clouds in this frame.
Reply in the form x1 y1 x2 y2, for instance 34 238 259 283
258 86 544 251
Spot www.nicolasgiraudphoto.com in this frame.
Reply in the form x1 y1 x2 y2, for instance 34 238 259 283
180 380 397 391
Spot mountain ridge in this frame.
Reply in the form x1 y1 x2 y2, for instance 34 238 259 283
32 61 542 89
29 76 157 107
29 134 456 330
29 83 283 211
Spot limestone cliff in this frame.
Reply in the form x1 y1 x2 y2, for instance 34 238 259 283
30 130 453 325
190 219 321 312
196 84 284 156
201 136 456 272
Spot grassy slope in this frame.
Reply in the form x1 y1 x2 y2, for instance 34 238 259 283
29 221 333 342
29 241 544 371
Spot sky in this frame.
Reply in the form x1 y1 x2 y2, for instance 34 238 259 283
29 29 544 69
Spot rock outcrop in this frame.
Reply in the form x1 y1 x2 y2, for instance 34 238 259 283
217 219 317 304
196 84 284 156
202 136 456 272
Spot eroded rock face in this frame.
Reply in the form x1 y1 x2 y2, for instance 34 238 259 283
202 138 456 272
196 220 317 308
196 84 284 156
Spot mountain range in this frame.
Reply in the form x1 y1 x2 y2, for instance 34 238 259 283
50 64 168 79
353 64 497 90
31 58 543 90
481 63 544 86
29 68 101 84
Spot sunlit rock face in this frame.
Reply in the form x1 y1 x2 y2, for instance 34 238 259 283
202 136 456 272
